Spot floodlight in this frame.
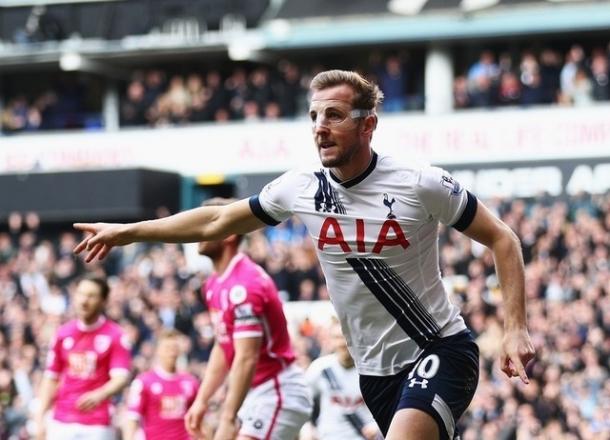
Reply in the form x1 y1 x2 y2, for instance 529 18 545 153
460 0 500 12
387 0 429 16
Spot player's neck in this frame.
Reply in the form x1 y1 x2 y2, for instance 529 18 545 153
156 364 177 377
77 314 105 330
213 250 240 277
330 146 373 183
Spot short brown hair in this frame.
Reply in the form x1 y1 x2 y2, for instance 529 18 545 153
158 328 182 341
310 70 384 110
81 274 110 300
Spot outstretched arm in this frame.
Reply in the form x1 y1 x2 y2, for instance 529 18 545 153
74 198 265 261
462 200 535 383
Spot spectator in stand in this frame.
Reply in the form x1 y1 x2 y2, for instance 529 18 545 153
226 67 249 119
497 71 521 106
0 96 41 134
264 101 282 120
247 67 274 117
467 50 500 107
453 75 471 109
186 73 208 123
121 80 148 126
560 44 586 104
204 70 228 121
539 48 563 104
142 70 166 112
519 51 544 106
571 68 594 106
242 100 261 122
590 48 609 101
375 54 408 112
276 60 307 118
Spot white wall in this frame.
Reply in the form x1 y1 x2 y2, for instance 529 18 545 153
1 105 609 176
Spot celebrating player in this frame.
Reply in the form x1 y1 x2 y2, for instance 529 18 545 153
34 275 132 440
74 69 535 440
124 329 199 440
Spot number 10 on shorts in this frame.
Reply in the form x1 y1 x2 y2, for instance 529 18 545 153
407 354 440 389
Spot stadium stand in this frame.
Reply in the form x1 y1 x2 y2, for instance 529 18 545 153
0 193 608 438
0 0 609 438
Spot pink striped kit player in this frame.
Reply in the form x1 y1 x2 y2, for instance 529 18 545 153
184 198 312 440
125 330 199 440
35 276 132 440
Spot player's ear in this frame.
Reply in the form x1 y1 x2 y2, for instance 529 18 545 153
223 234 240 246
361 114 377 135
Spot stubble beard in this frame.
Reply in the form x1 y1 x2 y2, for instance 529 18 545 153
318 141 360 169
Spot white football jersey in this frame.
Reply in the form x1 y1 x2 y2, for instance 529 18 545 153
251 152 475 375
306 354 376 439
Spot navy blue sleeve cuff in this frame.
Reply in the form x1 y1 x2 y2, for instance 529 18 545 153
452 191 478 232
249 195 281 226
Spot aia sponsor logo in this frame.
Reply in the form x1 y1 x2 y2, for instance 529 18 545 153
317 218 409 253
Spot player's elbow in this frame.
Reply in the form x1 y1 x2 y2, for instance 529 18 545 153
202 207 233 241
494 223 522 255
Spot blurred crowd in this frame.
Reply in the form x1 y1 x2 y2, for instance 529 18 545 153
0 76 102 134
455 44 610 109
0 191 608 439
2 42 610 134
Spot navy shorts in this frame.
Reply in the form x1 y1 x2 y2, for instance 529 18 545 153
359 331 479 440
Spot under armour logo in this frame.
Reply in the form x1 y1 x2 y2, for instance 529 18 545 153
383 194 396 219
408 378 429 389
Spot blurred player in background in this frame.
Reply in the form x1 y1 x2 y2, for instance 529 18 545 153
124 328 199 440
74 70 535 440
183 198 312 439
34 275 132 440
303 320 380 440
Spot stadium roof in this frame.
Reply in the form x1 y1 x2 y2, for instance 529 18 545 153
263 0 610 48
0 0 609 69
272 0 609 19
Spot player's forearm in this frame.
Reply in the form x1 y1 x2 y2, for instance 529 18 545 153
123 418 139 440
196 344 228 404
221 354 258 421
491 229 527 331
36 376 59 418
126 207 223 243
126 200 263 244
97 375 130 400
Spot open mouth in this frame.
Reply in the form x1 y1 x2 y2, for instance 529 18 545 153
318 141 336 149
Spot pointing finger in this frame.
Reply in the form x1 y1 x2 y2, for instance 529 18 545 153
73 223 96 233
